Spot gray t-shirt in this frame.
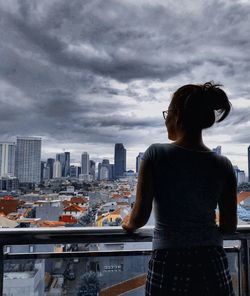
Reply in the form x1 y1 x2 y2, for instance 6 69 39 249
142 143 235 249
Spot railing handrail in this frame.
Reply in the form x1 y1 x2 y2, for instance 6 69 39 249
0 225 250 245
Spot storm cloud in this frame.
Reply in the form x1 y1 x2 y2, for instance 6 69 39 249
0 0 250 169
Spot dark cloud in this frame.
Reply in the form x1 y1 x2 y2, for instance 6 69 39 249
0 0 250 166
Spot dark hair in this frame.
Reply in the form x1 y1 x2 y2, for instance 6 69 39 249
171 81 231 132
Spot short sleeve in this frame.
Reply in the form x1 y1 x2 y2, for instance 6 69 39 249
142 144 156 163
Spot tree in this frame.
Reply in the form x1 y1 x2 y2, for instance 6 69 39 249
78 272 100 296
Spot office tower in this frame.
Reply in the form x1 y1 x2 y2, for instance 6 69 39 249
56 152 70 177
81 152 89 175
53 160 62 178
15 137 42 183
64 152 70 177
114 143 126 179
212 146 222 155
98 159 113 180
70 165 80 178
89 160 96 181
40 161 46 182
0 142 16 177
46 158 55 179
248 146 250 182
136 152 144 173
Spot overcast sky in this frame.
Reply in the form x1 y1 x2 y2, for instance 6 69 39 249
0 0 250 172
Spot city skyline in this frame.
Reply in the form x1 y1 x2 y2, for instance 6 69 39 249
0 1 250 172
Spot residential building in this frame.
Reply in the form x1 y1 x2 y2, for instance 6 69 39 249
0 142 16 177
15 137 42 183
0 197 23 216
62 204 87 220
114 143 126 179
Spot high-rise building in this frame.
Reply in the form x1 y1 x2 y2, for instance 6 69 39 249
70 165 80 178
114 143 126 179
98 159 113 180
46 158 55 179
81 152 89 175
40 161 46 182
212 146 222 155
89 160 96 181
15 137 42 183
0 142 16 177
136 152 144 173
56 152 70 177
248 146 250 182
53 160 62 178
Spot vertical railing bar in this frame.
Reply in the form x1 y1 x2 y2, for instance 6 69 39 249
0 245 4 296
246 240 250 296
237 247 241 296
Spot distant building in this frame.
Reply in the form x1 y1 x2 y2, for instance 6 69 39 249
56 152 70 177
89 160 96 181
79 174 92 182
212 146 222 155
81 152 89 175
46 158 55 179
70 165 79 178
0 176 19 191
63 204 87 220
114 143 126 179
40 161 46 182
15 137 42 183
234 165 246 185
35 200 63 221
136 152 144 173
53 160 62 178
0 142 16 177
98 159 113 180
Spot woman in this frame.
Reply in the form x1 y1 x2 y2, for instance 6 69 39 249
122 82 237 296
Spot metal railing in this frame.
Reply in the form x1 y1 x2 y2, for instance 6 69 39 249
0 225 250 295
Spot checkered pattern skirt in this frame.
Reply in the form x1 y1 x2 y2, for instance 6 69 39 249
145 246 235 296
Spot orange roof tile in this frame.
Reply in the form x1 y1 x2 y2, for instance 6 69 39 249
237 192 250 203
63 204 87 212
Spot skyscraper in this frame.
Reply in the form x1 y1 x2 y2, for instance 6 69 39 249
53 160 62 178
0 142 16 177
56 152 70 177
46 158 55 179
114 143 126 179
15 137 42 183
248 145 250 182
81 152 89 175
89 160 96 181
136 152 144 173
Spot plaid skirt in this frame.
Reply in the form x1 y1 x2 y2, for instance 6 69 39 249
145 246 235 296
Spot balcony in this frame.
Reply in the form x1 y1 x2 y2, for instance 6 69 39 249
0 226 249 296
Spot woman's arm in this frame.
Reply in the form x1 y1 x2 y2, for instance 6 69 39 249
218 168 237 234
122 159 154 233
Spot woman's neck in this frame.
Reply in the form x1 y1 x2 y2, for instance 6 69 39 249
173 131 211 151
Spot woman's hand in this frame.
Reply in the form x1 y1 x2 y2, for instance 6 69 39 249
122 159 154 232
122 213 134 233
